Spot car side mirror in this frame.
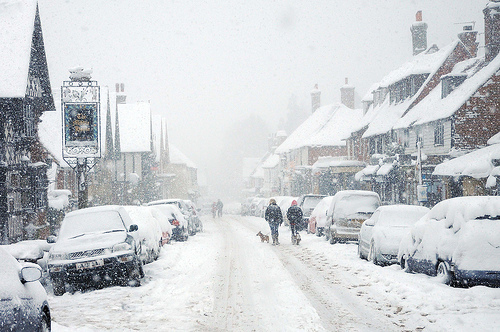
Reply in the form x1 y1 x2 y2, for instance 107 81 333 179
47 235 57 244
20 264 42 283
129 224 139 232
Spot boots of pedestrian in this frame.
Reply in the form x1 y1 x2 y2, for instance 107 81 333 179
272 236 276 246
276 236 280 245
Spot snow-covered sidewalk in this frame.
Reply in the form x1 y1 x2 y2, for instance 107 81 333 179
49 215 500 331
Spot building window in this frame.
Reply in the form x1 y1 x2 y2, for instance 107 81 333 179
403 129 410 148
416 128 423 148
434 122 444 146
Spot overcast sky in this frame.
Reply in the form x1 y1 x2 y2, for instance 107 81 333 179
38 0 486 195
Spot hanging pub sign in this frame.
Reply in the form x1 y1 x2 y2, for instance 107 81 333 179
61 80 100 164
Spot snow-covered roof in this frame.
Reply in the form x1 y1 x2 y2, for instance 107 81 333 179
118 102 152 153
262 154 279 169
251 164 264 179
362 96 413 138
169 144 196 168
242 157 261 178
355 165 380 181
395 55 500 128
380 43 454 87
361 83 380 102
361 42 461 138
488 131 500 145
433 143 500 179
0 0 36 98
275 103 363 154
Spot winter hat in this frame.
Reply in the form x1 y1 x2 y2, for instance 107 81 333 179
291 200 297 206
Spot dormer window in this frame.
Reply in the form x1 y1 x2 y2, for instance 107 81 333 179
441 74 467 98
389 74 429 104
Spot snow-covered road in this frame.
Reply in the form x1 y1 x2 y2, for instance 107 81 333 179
50 215 500 331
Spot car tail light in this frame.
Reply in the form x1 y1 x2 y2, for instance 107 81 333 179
170 219 180 226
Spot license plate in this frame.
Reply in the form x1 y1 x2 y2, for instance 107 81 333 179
76 259 104 270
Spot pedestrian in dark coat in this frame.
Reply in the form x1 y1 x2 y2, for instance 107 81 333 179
265 198 283 245
287 200 303 244
216 199 223 217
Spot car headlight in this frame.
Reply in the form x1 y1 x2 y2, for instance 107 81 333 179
112 242 132 252
49 252 68 260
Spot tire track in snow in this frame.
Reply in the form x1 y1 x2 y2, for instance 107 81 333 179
234 215 398 331
210 216 257 331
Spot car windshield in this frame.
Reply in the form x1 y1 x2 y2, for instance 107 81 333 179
58 211 126 240
378 210 427 227
334 195 379 219
302 196 324 210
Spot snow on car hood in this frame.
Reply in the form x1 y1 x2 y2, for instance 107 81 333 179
51 231 127 255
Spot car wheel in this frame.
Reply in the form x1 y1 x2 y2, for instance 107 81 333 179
358 243 364 260
40 308 51 332
368 241 379 265
52 278 65 296
437 261 453 286
329 234 337 245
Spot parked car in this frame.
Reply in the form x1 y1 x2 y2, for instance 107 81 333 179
308 196 334 236
0 247 51 331
3 240 53 287
148 199 197 235
255 197 269 217
358 205 429 265
147 206 173 245
183 200 203 232
277 196 297 226
325 190 380 244
241 197 256 216
398 196 500 287
47 205 144 296
124 206 163 264
151 204 189 241
297 194 327 231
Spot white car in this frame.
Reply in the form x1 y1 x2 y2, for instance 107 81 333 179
151 204 189 241
398 196 500 287
325 190 381 244
124 206 164 264
308 196 334 236
358 205 429 265
47 205 144 295
0 247 51 331
148 206 173 245
148 199 197 235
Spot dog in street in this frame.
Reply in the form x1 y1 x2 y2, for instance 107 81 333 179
292 233 301 245
256 231 269 243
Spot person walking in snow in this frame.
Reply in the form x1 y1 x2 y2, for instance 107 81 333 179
216 199 223 217
265 198 283 245
212 202 217 218
287 200 303 245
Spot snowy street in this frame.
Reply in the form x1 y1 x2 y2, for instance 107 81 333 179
49 215 500 332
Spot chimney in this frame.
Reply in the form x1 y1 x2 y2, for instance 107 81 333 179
340 78 355 109
458 25 479 57
115 82 126 104
484 1 500 62
411 11 428 56
311 84 321 113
